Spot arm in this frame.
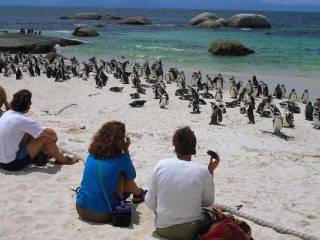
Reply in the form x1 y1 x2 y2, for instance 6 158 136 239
202 173 215 207
145 169 157 211
4 99 10 111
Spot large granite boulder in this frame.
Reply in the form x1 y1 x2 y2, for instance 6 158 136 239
227 14 271 28
198 18 227 28
0 33 82 54
72 26 99 37
188 12 218 26
60 13 122 21
119 17 152 25
208 39 255 56
61 12 101 20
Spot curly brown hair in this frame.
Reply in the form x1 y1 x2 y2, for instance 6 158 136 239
10 89 32 113
0 86 6 107
89 121 126 159
172 127 197 155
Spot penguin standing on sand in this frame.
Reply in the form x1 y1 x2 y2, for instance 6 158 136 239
302 90 310 104
28 63 35 77
159 92 169 109
16 68 23 80
273 112 283 134
305 102 314 121
288 89 298 102
247 96 255 124
274 84 283 99
210 103 222 125
314 110 320 129
215 88 223 102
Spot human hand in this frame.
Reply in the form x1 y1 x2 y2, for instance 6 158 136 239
207 150 220 175
124 135 131 153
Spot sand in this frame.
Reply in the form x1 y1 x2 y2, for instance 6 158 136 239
0 71 319 240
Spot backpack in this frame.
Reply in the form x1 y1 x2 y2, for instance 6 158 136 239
200 207 253 240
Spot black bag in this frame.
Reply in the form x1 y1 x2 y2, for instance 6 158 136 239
112 201 132 227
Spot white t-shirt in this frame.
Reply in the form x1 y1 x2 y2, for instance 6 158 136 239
0 110 45 164
145 157 215 228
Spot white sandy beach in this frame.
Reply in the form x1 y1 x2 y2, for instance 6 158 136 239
0 71 319 240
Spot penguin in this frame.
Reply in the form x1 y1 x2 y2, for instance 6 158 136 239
230 85 238 99
95 74 103 88
247 96 255 124
189 99 200 114
282 111 294 128
215 88 223 102
280 84 286 98
209 103 222 125
130 93 140 99
305 101 314 121
28 64 35 77
302 90 309 104
129 100 147 108
35 63 41 76
216 74 224 90
15 68 23 80
109 87 124 93
273 112 283 134
207 75 214 89
159 93 169 109
314 111 320 129
246 80 254 95
288 89 298 103
274 84 283 99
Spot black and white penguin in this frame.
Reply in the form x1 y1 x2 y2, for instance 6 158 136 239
209 103 222 125
302 90 309 104
247 96 255 124
305 101 314 121
274 84 283 99
282 111 294 128
314 110 320 129
129 100 147 108
189 99 200 114
159 93 169 109
109 87 124 93
273 112 283 134
216 74 224 90
280 84 286 98
215 88 223 102
288 89 298 103
15 68 23 80
95 74 103 88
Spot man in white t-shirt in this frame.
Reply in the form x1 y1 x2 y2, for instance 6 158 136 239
145 127 220 240
0 89 79 171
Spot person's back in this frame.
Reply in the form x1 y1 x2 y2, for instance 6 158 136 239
149 157 214 227
145 127 219 240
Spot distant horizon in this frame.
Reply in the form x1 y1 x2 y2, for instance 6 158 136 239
0 1 320 13
0 5 320 13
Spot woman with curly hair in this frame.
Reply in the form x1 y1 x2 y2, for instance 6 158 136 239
76 121 146 223
0 86 10 116
0 89 79 171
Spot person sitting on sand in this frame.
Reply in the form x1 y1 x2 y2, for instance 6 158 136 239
0 86 10 117
0 89 79 171
145 127 220 240
76 121 147 223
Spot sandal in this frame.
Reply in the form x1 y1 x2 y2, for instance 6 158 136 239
132 188 147 204
55 155 79 165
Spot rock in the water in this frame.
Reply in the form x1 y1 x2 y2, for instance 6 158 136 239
198 18 227 28
119 17 153 25
0 33 82 54
72 26 99 37
227 14 271 28
188 12 218 26
100 15 122 20
61 12 101 20
60 13 122 21
208 39 255 56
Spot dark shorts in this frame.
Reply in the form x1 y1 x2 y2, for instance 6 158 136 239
0 146 33 171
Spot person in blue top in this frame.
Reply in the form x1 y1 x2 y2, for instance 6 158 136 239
76 121 147 223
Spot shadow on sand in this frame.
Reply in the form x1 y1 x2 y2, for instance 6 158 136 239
0 161 62 175
260 130 294 141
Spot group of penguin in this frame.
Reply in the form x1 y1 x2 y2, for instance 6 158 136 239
1 51 319 132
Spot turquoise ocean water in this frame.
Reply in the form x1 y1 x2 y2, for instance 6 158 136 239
1 7 320 81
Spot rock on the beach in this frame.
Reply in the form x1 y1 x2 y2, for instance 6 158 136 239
0 33 82 54
198 18 227 28
208 39 255 56
119 17 153 25
188 12 218 26
72 26 99 37
227 14 271 28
